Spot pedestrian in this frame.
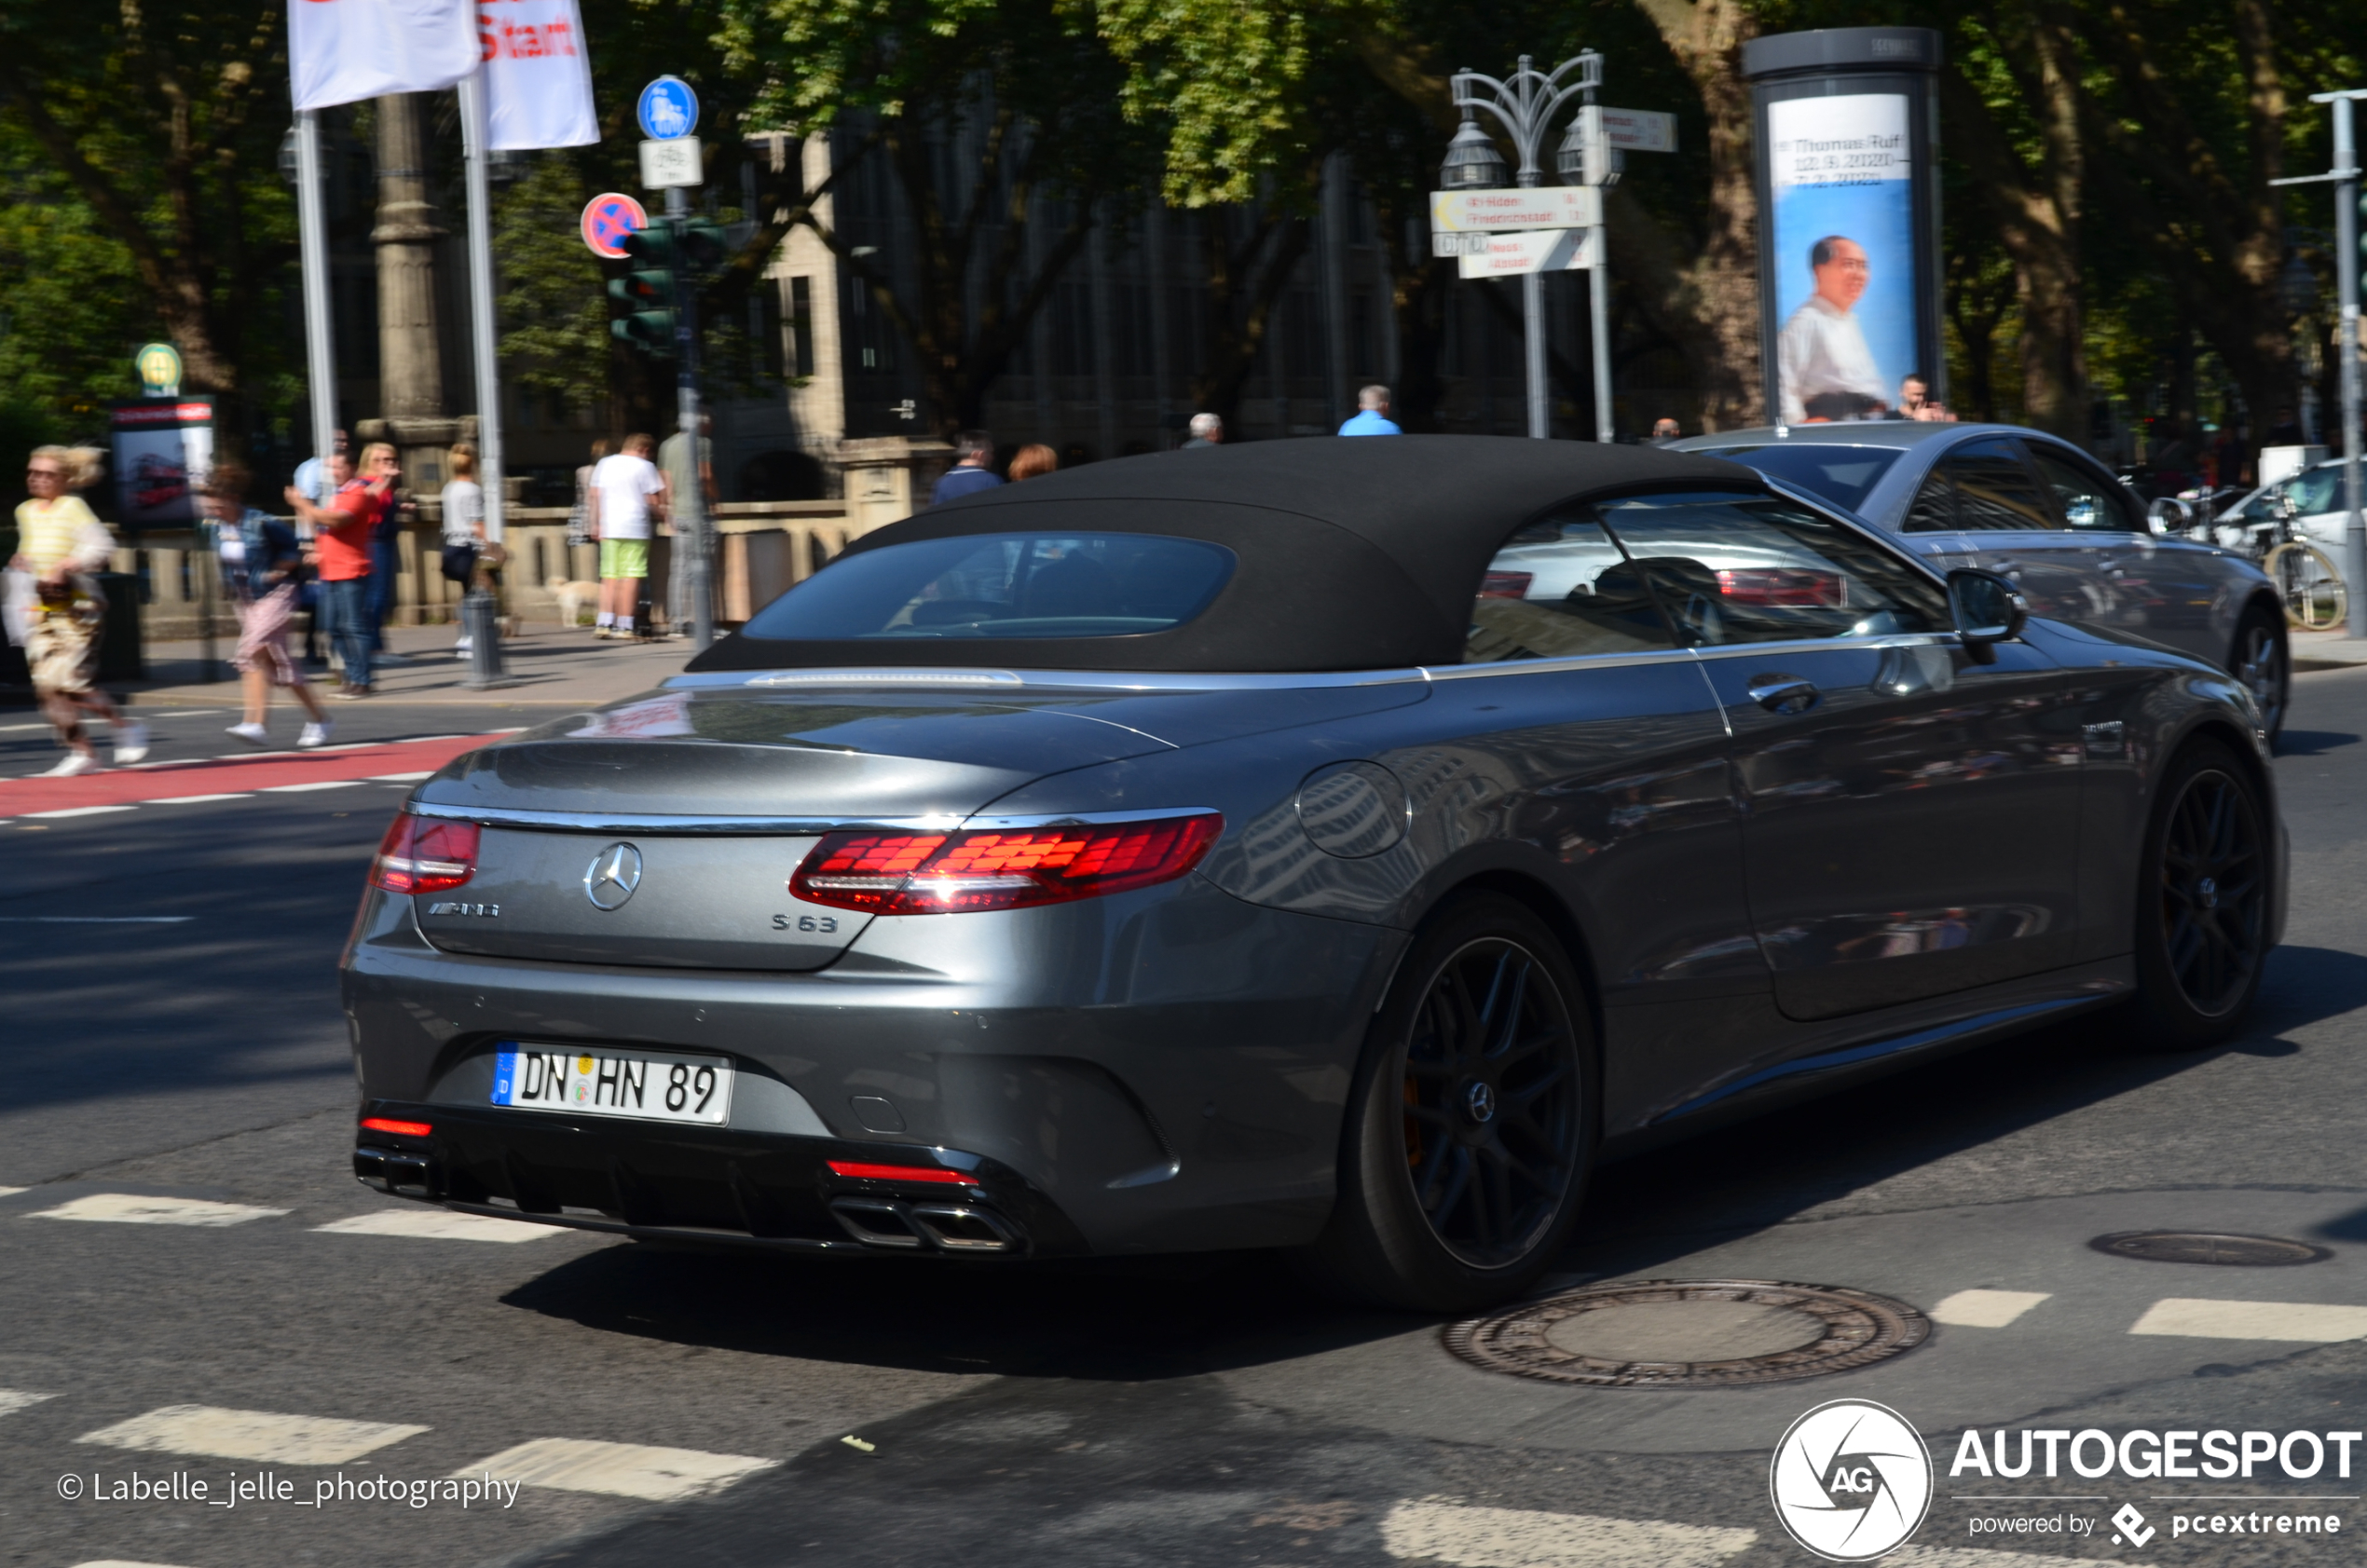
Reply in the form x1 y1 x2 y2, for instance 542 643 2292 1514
568 437 607 552
1007 443 1059 482
363 455 412 668
440 442 486 655
1338 385 1402 436
1182 413 1224 448
286 440 398 698
1650 417 1682 445
931 431 1003 503
292 435 349 669
588 432 664 640
9 445 145 775
659 415 714 639
200 461 332 750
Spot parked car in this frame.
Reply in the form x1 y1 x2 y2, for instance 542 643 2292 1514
342 437 2282 1311
1670 423 2292 742
2213 457 2355 555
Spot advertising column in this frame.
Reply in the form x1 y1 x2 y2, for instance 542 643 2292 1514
1744 27 1942 426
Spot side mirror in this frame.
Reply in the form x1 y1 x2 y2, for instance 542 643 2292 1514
1947 568 2027 663
2146 496 2192 537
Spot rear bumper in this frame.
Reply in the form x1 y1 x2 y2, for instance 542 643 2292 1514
354 1104 1079 1257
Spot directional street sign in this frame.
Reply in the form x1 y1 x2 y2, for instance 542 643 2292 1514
1430 186 1604 234
580 191 650 260
1457 228 1603 279
1599 107 1678 153
639 137 704 190
637 75 699 141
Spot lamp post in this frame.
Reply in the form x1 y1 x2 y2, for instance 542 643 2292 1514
2274 89 2366 638
1446 52 1608 441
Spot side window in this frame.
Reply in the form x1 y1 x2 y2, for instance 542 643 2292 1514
1593 490 1951 647
1940 439 2058 531
2028 445 2143 532
1901 471 1957 533
1464 514 1681 663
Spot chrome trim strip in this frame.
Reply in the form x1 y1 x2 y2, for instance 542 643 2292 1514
1423 648 1703 682
1687 632 1961 661
661 665 1432 694
406 801 1220 836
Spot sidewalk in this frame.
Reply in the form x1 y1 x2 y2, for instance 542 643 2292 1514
2291 629 2367 673
116 621 699 710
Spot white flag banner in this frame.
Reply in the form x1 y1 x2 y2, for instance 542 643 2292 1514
485 0 599 150
289 0 480 111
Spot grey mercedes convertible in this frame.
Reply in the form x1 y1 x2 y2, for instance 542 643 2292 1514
342 436 2281 1311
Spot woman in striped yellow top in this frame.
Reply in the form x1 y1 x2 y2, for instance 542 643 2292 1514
7 445 146 774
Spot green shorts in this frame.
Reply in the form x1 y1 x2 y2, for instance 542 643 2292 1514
599 538 650 579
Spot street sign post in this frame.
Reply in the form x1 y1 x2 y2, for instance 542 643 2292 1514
134 343 183 398
1430 186 1603 234
1599 108 1677 153
638 136 704 189
580 191 649 260
636 75 698 141
1456 229 1602 279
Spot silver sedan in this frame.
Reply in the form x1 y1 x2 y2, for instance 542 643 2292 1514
1672 422 2291 740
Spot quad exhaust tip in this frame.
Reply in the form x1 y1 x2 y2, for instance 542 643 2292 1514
828 1196 1023 1254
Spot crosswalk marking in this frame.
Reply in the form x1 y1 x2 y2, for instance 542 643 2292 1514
1931 1289 2052 1328
2129 1298 2367 1342
463 1437 778 1502
27 1194 289 1227
23 805 137 819
145 793 254 805
78 1405 429 1465
313 1210 554 1243
70 1560 198 1567
0 1186 24 1198
256 780 363 793
1380 1501 1757 1568
369 770 436 782
0 1389 55 1417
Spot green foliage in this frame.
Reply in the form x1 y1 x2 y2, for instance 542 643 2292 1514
495 157 617 413
0 125 150 436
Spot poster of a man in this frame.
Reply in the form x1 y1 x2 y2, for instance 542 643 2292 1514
1777 236 1887 422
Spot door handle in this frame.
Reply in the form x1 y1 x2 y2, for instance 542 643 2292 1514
1746 675 1820 715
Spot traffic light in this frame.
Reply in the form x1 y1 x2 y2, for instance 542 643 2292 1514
609 225 679 354
679 217 731 277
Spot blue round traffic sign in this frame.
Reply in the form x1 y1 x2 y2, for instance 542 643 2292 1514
581 192 649 260
637 76 699 141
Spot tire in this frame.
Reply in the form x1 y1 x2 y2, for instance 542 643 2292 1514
2265 541 2346 632
2122 740 2272 1051
2228 603 2289 746
1299 892 1597 1313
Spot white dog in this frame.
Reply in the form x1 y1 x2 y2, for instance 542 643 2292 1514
548 575 602 629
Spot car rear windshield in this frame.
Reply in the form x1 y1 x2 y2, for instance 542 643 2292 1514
1697 444 1900 512
741 532 1238 641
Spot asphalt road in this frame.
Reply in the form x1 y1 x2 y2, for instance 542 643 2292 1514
5 672 2367 1568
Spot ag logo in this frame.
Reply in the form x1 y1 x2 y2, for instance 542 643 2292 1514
1769 1399 1933 1561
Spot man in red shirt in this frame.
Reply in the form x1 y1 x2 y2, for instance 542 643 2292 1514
286 440 398 697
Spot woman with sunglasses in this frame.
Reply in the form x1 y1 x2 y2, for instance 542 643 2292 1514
7 446 146 775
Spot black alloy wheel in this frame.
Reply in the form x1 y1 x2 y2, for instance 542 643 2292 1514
2126 740 2270 1050
2230 606 2288 744
1302 893 1595 1312
1400 938 1584 1268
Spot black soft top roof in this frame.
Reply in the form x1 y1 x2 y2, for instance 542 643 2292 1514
690 435 1757 674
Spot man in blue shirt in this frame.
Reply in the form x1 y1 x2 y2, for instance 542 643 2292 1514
1338 385 1402 436
931 431 1004 503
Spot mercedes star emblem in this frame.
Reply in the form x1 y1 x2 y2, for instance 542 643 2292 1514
583 842 644 910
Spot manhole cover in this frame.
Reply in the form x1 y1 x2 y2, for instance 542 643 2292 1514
1443 1279 1930 1387
2089 1232 2331 1267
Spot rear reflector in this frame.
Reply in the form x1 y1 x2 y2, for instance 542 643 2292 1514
792 812 1221 915
369 814 479 895
827 1160 980 1185
360 1116 432 1138
1716 566 1846 607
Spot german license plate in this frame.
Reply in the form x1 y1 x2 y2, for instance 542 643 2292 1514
490 1043 733 1125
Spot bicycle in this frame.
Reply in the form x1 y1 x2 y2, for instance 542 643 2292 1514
2153 485 2346 632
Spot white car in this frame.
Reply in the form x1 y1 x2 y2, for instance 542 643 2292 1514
2213 459 2355 554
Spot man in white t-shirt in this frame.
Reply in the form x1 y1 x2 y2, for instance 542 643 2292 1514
587 432 668 638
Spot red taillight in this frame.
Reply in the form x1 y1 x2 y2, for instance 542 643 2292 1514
792 812 1221 915
827 1161 979 1185
360 1116 432 1138
1478 570 1534 599
1716 567 1846 607
369 814 479 895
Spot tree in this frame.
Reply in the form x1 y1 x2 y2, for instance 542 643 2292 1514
0 1 295 457
718 0 1154 438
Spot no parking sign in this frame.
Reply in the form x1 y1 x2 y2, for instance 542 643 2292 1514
580 191 650 260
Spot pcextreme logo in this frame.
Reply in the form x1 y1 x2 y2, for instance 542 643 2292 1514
1770 1399 1935 1561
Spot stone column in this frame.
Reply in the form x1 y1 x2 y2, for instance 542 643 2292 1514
364 92 461 624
